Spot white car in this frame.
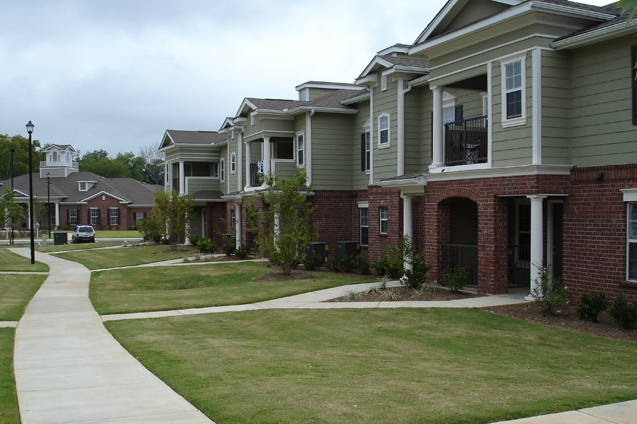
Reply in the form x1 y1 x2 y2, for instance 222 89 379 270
72 225 95 243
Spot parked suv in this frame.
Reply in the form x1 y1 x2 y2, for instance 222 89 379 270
72 225 95 243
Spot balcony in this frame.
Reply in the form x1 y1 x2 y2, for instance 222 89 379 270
444 116 487 166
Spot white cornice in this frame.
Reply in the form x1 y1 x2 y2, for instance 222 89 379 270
552 20 637 49
426 164 574 182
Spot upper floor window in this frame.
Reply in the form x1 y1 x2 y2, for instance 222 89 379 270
230 152 237 174
381 76 387 91
51 151 58 162
632 46 637 125
220 159 225 182
210 162 219 178
379 206 388 234
501 54 526 127
360 131 370 172
296 133 305 167
274 140 294 160
79 182 88 191
378 114 390 147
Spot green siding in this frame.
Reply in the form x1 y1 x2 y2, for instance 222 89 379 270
569 36 637 166
373 81 398 182
444 0 508 33
404 87 423 174
418 87 433 170
311 114 354 191
351 100 371 190
542 50 570 164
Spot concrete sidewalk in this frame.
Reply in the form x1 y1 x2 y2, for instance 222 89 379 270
9 249 635 423
11 248 213 424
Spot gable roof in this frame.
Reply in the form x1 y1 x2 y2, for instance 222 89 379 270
160 130 227 150
357 53 430 81
42 144 76 152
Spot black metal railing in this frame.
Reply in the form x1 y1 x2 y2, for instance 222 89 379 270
444 116 488 166
508 245 530 288
440 244 478 287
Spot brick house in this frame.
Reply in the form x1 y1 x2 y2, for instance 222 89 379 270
1 144 161 231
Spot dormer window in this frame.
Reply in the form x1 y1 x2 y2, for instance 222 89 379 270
51 151 58 162
79 182 88 191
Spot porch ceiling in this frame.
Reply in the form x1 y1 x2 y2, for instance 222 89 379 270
446 74 487 91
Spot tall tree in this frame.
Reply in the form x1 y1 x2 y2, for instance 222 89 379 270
0 133 45 180
0 191 25 244
139 142 165 185
143 189 194 247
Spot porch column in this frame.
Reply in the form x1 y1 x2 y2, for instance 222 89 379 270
403 194 413 271
235 204 242 249
245 141 251 188
263 137 271 178
237 132 243 191
178 160 185 195
54 202 60 229
431 86 444 169
527 195 546 299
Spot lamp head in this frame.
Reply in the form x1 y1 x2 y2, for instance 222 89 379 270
26 121 34 134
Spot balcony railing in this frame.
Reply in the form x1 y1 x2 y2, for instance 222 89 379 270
40 160 79 168
440 244 478 287
444 116 488 166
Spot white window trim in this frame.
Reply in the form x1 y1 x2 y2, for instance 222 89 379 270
109 208 118 226
622 189 637 281
79 182 87 192
69 209 78 225
90 208 99 226
381 76 387 91
379 206 388 235
358 202 369 246
230 152 237 174
378 113 390 148
501 53 527 128
296 132 305 167
220 158 225 182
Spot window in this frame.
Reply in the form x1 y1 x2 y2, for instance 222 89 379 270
381 76 387 91
211 162 219 178
231 209 236 227
632 46 637 125
379 206 388 234
109 208 119 226
628 203 637 280
69 209 78 225
378 114 389 147
220 159 225 182
501 55 526 126
297 133 305 166
230 153 237 174
90 208 99 226
360 208 369 246
135 212 145 223
79 182 87 191
360 131 370 171
274 140 294 159
51 151 58 162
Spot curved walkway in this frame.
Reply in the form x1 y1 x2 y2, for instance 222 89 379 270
9 249 635 424
11 248 213 424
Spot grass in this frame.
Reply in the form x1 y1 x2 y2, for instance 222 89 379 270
0 329 19 424
36 241 123 253
56 244 198 270
0 248 48 272
0 274 47 321
91 262 372 315
106 308 637 424
94 230 143 239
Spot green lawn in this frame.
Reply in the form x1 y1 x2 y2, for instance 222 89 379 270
91 262 373 315
56 244 198 270
0 248 48 272
94 230 143 239
106 308 637 424
0 274 47 321
0 329 19 424
37 241 123 253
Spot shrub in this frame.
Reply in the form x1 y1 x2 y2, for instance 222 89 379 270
440 266 467 293
609 291 637 330
303 254 325 271
222 236 236 256
372 237 429 286
530 265 569 315
356 256 372 275
578 291 607 322
235 244 250 259
195 238 216 254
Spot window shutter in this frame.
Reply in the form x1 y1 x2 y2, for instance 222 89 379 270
360 133 366 172
66 209 70 224
117 208 121 225
454 105 463 122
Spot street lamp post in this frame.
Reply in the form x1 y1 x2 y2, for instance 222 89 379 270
46 172 51 239
9 148 15 245
26 121 35 264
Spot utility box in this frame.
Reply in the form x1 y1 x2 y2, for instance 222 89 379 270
54 232 68 245
306 242 329 263
337 241 360 257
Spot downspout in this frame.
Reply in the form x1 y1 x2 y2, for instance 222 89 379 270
306 109 315 187
397 78 413 176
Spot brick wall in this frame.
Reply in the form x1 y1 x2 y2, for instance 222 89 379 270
59 196 152 230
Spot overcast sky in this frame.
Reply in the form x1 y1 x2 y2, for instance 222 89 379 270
1 0 614 157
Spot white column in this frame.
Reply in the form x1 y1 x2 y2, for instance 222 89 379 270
54 202 60 229
237 132 243 191
397 78 405 176
245 141 251 188
402 194 413 271
532 48 542 165
178 161 185 195
527 195 546 299
263 137 271 177
235 205 242 249
431 86 444 169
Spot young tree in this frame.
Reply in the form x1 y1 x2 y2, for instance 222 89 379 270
249 169 317 276
0 191 25 244
150 189 195 247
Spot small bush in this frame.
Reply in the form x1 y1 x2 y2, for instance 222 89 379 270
222 237 236 256
235 244 250 259
195 238 216 254
356 256 372 275
578 291 607 322
609 291 637 330
303 254 325 271
343 290 362 302
440 266 468 293
530 265 569 315
326 254 359 273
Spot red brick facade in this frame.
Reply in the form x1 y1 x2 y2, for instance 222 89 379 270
59 194 153 230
